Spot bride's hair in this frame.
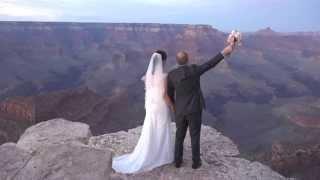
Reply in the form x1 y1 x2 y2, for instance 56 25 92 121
155 50 167 62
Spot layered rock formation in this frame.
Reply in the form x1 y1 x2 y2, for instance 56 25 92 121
0 86 147 146
0 96 35 122
0 119 291 180
0 87 102 123
271 142 320 179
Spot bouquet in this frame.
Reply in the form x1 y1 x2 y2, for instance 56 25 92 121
227 30 242 47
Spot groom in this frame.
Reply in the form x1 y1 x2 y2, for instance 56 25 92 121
167 41 236 169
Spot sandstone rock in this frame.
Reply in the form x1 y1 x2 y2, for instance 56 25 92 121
0 97 35 122
0 119 113 180
89 123 292 180
17 118 92 152
271 142 320 177
15 144 112 180
0 119 291 180
0 143 32 180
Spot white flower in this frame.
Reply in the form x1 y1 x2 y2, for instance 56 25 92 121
227 30 242 46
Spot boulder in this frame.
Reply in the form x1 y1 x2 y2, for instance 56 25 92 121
0 118 112 180
17 118 92 152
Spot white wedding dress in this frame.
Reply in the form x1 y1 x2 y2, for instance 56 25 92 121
112 53 174 174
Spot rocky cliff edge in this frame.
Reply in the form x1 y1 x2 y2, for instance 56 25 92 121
0 118 292 180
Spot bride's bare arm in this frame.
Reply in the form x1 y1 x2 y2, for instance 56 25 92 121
163 77 175 112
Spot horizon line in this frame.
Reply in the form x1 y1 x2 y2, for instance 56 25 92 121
0 20 319 34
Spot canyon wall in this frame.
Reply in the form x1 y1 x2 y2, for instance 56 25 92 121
0 97 35 122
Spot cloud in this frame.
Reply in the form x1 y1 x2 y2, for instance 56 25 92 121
0 0 318 31
0 1 59 20
130 0 212 7
133 0 195 5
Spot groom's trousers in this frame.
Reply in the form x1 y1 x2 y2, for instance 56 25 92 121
174 111 202 164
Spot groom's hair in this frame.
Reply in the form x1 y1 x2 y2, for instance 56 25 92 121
155 50 167 62
176 51 189 65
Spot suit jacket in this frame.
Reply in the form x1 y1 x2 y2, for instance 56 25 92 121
167 52 224 116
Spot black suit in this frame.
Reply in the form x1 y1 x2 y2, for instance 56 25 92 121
167 52 224 164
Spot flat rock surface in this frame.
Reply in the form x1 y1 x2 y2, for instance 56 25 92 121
15 143 112 180
0 143 32 180
89 123 292 180
0 119 292 180
17 118 92 152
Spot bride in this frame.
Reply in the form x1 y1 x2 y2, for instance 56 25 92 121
112 50 175 174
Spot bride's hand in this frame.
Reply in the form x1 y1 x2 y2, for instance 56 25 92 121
170 105 176 113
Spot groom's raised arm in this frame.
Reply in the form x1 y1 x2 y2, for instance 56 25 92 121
197 43 235 76
196 53 225 76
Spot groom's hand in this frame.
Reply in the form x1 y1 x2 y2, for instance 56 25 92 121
221 42 235 57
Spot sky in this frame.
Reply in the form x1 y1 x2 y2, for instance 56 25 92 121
0 0 319 32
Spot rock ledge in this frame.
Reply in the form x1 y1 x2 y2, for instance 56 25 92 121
0 118 292 180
